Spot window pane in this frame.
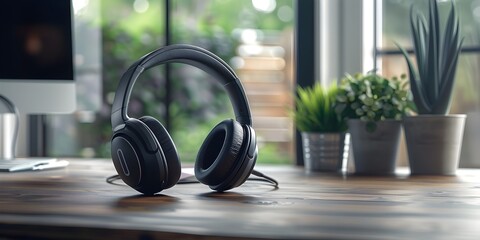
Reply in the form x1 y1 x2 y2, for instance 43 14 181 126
47 0 295 165
382 0 480 48
380 0 480 167
381 0 416 49
170 0 295 164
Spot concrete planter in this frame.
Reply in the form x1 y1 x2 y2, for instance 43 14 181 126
404 115 466 175
348 119 402 175
301 132 348 172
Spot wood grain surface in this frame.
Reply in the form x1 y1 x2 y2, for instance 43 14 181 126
1 159 480 239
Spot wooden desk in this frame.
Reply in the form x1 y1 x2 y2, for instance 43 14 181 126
1 159 480 239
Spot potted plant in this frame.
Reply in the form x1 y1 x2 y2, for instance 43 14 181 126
335 72 413 175
293 82 348 172
396 0 465 175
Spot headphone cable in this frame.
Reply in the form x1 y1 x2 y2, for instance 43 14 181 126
250 169 278 188
106 174 123 186
106 169 279 189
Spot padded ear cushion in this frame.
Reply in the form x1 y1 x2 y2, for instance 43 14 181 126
195 119 244 186
139 116 181 188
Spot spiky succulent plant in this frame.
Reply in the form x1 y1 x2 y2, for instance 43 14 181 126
397 0 464 114
292 83 347 133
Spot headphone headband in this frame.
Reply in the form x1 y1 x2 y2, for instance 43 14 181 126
111 44 252 129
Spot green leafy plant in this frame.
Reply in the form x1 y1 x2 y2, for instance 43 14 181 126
292 83 347 133
396 0 464 114
335 72 414 131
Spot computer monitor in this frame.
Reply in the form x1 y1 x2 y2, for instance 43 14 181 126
0 0 75 114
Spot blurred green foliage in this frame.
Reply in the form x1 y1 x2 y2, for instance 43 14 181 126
292 83 347 133
335 72 414 132
72 0 294 163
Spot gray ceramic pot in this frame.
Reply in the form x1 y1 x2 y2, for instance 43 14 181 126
403 115 466 175
301 132 348 172
348 119 402 175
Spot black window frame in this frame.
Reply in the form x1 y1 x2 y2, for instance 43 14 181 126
294 0 316 165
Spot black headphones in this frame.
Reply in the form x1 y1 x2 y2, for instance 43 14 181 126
110 44 257 195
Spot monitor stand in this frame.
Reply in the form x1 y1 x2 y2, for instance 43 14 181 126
0 112 18 159
0 113 63 172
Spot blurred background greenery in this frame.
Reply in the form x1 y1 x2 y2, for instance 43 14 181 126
47 0 294 164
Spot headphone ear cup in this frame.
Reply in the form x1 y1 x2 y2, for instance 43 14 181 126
111 118 168 195
195 119 243 187
139 116 181 188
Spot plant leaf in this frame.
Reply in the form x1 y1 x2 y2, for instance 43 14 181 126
427 0 439 105
418 15 429 86
435 37 463 114
395 42 431 114
411 6 428 90
442 0 456 72
435 0 462 114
